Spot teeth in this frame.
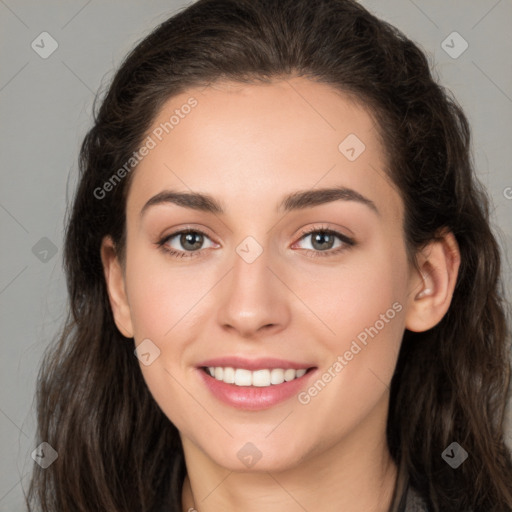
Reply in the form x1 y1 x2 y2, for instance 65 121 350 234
223 366 235 384
252 369 270 387
205 366 309 386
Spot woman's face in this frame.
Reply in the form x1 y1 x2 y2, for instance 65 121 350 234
107 77 418 471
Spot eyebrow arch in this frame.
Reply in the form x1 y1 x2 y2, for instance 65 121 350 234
139 185 379 218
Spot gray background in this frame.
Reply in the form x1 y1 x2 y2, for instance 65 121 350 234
1 0 511 510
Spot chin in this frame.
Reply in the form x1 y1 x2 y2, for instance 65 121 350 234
197 435 313 473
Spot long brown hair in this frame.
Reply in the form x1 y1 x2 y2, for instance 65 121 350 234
26 0 512 510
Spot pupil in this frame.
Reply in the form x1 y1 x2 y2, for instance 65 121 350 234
312 232 333 250
182 232 203 250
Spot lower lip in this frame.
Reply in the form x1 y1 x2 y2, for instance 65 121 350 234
197 368 317 411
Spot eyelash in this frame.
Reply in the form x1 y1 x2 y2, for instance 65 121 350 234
156 225 356 260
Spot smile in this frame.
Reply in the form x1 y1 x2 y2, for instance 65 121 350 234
196 357 317 410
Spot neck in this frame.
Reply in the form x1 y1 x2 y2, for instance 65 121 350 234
181 400 398 512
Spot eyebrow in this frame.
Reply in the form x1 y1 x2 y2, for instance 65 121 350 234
139 185 379 218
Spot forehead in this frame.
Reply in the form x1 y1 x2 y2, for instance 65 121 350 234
126 77 402 224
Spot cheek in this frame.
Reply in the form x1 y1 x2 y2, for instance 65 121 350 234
306 244 407 414
124 249 206 429
125 246 208 340
314 250 406 348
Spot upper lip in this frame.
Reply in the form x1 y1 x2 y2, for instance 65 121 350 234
197 356 317 371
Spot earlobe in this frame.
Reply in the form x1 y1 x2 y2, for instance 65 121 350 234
405 230 461 333
100 236 134 338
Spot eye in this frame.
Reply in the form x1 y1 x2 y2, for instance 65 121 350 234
156 229 217 258
292 225 356 258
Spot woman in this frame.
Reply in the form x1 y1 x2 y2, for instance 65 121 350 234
26 0 512 511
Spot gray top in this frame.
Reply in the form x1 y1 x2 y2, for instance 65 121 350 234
402 483 430 512
391 464 430 512
155 469 432 511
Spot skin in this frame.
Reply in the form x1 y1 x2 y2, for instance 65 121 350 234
101 77 460 512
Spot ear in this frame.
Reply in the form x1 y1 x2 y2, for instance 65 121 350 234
405 229 461 332
100 235 134 338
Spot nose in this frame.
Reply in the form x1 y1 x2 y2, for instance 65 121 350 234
215 242 291 339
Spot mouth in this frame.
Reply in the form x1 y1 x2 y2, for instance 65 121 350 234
196 357 318 410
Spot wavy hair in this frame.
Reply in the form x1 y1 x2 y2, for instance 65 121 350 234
27 0 512 510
